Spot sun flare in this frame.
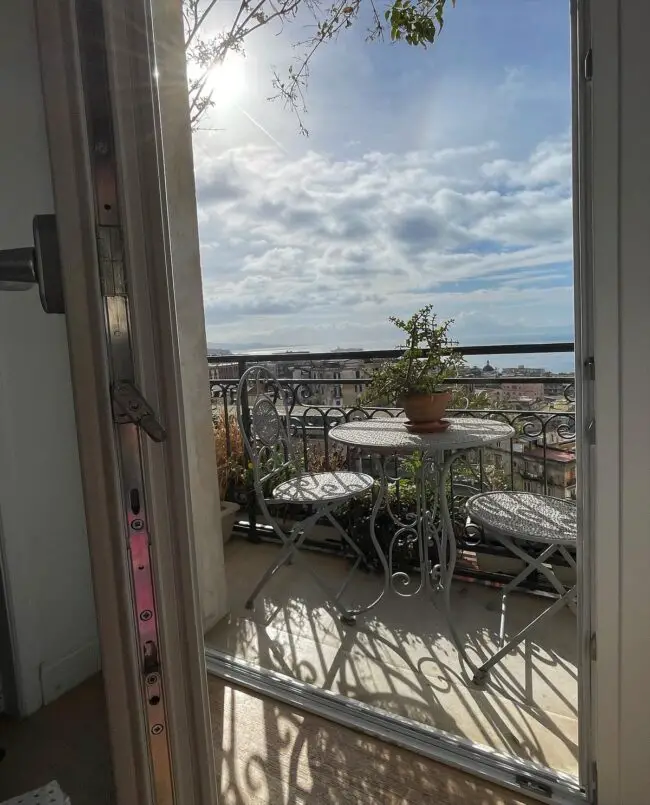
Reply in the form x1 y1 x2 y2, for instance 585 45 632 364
201 53 247 109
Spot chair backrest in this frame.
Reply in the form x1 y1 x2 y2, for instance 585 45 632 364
237 366 298 499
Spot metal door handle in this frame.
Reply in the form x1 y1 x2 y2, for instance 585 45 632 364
0 215 64 313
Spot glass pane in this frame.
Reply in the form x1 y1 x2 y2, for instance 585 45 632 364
191 0 579 789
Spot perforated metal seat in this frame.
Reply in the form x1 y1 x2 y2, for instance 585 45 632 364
468 491 576 545
466 491 578 686
272 471 373 503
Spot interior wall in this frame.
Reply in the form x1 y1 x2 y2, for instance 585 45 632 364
0 0 99 715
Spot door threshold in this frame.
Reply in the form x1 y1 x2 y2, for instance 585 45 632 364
205 648 585 805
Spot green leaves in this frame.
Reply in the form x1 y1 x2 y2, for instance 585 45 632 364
361 305 465 405
185 0 455 132
385 0 454 46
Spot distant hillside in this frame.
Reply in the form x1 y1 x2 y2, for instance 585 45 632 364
206 344 232 356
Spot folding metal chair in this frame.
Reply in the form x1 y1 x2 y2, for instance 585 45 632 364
465 491 577 685
237 366 374 625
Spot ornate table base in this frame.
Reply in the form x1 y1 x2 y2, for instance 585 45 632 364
367 450 481 679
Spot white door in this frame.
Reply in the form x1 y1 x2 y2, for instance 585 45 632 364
34 1 219 803
38 0 649 801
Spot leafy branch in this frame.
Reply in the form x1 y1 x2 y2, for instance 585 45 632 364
183 0 455 132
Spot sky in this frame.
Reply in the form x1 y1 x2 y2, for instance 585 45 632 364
192 0 574 371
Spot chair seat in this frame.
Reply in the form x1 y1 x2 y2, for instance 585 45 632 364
272 471 373 503
467 491 576 545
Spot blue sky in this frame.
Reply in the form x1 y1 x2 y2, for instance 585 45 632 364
192 0 574 370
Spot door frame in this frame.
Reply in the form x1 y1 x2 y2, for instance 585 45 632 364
0 540 18 715
36 0 650 801
208 2 594 803
588 0 650 801
571 0 595 798
34 1 219 803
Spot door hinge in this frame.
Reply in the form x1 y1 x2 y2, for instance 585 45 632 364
586 418 596 446
584 47 593 81
112 381 167 443
585 356 595 380
590 631 597 661
592 760 598 804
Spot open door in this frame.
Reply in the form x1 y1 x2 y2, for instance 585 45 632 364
25 0 650 800
34 1 219 803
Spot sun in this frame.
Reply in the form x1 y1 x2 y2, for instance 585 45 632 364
201 53 247 109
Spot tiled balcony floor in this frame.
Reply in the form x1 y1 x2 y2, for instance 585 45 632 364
206 538 579 779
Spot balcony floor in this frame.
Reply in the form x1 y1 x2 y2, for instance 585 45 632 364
206 538 579 779
0 672 537 805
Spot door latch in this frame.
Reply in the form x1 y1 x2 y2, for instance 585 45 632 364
112 381 167 442
143 640 160 675
586 418 596 445
584 47 593 82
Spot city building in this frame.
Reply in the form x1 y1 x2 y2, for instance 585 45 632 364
488 439 577 500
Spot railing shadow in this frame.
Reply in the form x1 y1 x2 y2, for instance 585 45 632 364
209 671 547 805
210 539 578 777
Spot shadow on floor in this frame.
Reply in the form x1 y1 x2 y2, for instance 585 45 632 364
208 539 578 774
209 675 538 805
0 665 543 805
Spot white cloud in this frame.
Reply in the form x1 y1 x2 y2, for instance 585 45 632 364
481 134 572 190
194 134 573 351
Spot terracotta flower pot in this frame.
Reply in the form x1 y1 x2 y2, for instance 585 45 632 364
401 391 452 429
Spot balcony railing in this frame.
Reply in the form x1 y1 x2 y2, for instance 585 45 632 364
209 344 576 588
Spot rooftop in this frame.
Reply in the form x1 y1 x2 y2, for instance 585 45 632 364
525 447 576 463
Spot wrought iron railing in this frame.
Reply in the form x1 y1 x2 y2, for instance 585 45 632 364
210 344 576 570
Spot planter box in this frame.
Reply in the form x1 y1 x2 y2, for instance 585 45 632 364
220 500 241 543
475 553 526 576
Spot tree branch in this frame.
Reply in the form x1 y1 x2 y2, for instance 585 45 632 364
185 0 222 48
183 0 453 131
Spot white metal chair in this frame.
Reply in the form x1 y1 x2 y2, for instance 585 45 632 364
237 366 374 625
465 491 577 685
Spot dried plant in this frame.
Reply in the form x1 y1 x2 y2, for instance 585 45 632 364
301 441 348 473
213 410 248 500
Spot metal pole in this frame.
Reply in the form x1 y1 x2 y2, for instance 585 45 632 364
238 360 259 542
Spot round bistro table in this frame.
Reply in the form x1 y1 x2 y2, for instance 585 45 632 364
329 416 515 673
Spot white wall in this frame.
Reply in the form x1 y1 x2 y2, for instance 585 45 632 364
0 1 99 715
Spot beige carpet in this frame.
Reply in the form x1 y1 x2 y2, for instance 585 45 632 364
0 674 537 805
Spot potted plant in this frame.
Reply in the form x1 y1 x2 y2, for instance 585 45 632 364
213 410 247 542
361 305 465 432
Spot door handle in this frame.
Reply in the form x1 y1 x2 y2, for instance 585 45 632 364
0 214 64 313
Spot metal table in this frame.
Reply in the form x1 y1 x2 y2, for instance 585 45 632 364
329 417 515 676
